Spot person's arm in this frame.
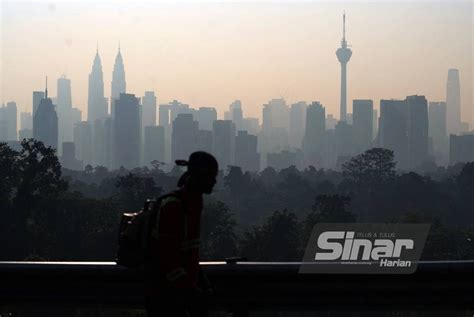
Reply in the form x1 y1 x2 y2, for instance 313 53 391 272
154 198 189 288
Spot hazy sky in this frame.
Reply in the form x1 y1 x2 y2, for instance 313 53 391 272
1 0 473 125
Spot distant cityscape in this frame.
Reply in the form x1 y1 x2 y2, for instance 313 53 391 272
0 14 472 172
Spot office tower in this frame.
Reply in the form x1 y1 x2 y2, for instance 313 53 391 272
0 119 7 141
61 142 82 170
261 98 290 161
267 150 304 171
0 102 18 141
73 121 93 166
142 91 157 128
372 109 378 140
336 12 352 122
335 120 353 167
289 101 307 149
92 118 110 167
429 102 447 160
114 93 140 169
88 48 108 122
195 130 213 154
169 100 192 123
379 99 409 169
20 112 32 130
143 126 165 167
243 118 260 135
159 104 171 127
303 101 326 167
18 129 32 140
33 82 58 150
446 69 461 135
406 95 429 168
235 130 260 172
213 120 236 170
353 99 373 153
57 76 73 150
196 107 217 131
71 108 82 126
172 113 199 162
111 46 126 117
229 100 243 131
326 114 338 130
32 91 45 117
450 133 474 165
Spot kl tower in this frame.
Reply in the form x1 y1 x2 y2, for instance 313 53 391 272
336 12 352 122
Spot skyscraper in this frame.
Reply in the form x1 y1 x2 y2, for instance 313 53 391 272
336 12 352 122
446 69 461 135
213 120 236 169
0 102 17 141
289 101 307 149
114 93 140 169
111 46 126 117
57 76 73 150
303 101 326 167
141 91 157 128
172 113 199 163
32 91 44 117
33 80 58 150
87 48 108 122
406 95 429 168
143 126 165 167
429 101 447 161
235 130 260 172
353 99 373 153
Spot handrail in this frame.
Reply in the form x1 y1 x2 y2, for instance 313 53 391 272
1 261 473 312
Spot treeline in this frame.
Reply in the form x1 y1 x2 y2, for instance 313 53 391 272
1 139 473 262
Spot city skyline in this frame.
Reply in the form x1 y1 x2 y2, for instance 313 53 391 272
1 1 473 125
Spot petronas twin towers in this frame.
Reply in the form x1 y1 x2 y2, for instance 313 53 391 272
87 46 126 123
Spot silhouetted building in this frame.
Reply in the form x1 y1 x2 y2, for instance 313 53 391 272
450 133 474 165
406 95 429 168
18 129 32 140
353 99 373 154
114 93 140 169
213 120 236 169
196 107 217 131
88 48 108 122
229 100 243 131
335 120 353 164
429 101 447 163
243 117 260 135
20 112 32 130
372 109 378 139
61 142 82 170
326 114 338 130
92 118 113 168
143 126 165 167
73 121 93 166
195 129 213 154
0 120 7 141
33 84 58 150
32 91 44 117
446 69 461 135
57 76 73 151
71 108 82 127
267 149 304 171
336 13 352 122
172 113 198 162
235 130 260 172
142 91 157 128
111 46 126 117
0 102 17 141
289 101 307 149
303 101 325 167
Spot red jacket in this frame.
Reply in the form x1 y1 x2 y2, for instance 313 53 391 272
144 187 203 296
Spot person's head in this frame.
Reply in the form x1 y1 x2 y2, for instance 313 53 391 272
176 151 218 194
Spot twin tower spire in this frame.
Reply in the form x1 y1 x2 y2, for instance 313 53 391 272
88 45 126 122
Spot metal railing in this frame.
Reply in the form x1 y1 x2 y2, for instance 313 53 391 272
1 261 473 314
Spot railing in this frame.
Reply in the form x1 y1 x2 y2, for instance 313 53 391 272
1 261 473 314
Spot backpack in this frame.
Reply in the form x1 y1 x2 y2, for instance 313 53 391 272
116 192 181 268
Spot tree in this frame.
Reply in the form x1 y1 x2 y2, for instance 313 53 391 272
342 147 396 185
114 173 162 211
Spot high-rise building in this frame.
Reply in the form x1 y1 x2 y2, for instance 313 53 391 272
32 91 45 117
303 101 326 167
60 142 82 170
336 12 352 122
289 101 307 149
450 133 474 165
213 120 236 170
73 121 93 166
196 107 217 131
88 48 108 122
334 120 353 166
229 100 243 131
195 130 213 154
142 91 157 128
114 93 140 169
172 113 199 162
446 69 461 135
353 99 373 153
57 76 73 150
20 112 32 130
372 109 378 140
406 95 429 168
0 102 18 141
33 83 58 150
429 102 447 162
143 126 165 167
111 46 126 117
235 130 260 172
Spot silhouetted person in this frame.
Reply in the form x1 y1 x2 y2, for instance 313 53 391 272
144 151 218 317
